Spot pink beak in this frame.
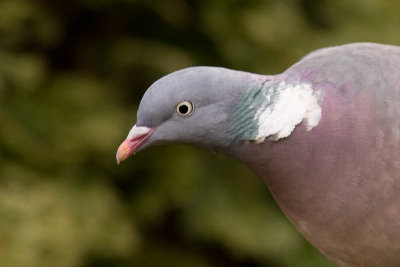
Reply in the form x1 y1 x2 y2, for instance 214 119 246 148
116 125 154 164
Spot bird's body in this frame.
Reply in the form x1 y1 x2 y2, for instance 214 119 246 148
117 43 400 266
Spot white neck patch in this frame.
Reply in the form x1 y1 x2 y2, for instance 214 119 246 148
254 81 321 143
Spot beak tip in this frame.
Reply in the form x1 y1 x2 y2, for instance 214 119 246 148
116 140 131 165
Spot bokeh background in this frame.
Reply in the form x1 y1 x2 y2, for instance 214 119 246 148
1 0 399 266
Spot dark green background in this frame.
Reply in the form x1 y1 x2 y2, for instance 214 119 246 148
1 0 399 266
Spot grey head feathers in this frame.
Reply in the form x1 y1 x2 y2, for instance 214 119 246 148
135 67 268 152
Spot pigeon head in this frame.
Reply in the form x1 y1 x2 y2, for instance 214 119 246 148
116 67 265 163
116 66 323 163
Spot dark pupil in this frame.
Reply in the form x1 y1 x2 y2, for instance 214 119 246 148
179 104 189 114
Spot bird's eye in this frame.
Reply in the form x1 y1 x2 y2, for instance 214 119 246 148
176 101 194 117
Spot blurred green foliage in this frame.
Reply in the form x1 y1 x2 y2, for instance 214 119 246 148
0 0 399 266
